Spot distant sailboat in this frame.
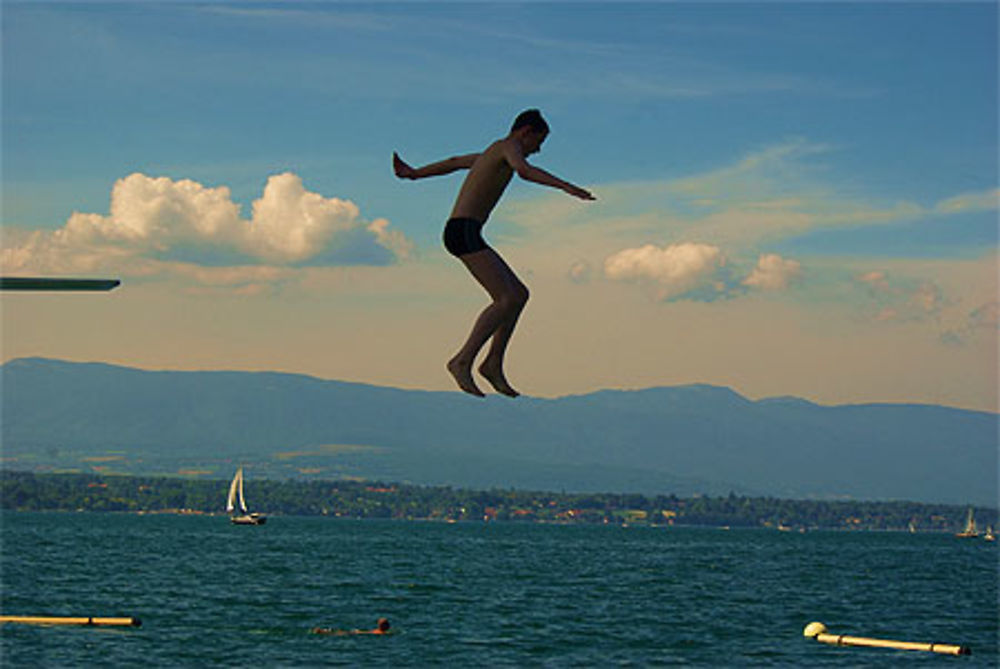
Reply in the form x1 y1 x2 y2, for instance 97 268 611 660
984 525 996 542
227 467 266 525
955 508 977 538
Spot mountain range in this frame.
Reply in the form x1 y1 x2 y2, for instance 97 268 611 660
1 357 996 505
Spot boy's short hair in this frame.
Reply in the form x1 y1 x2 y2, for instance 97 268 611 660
511 109 549 135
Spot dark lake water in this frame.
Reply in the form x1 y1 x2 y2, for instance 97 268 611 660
2 512 997 666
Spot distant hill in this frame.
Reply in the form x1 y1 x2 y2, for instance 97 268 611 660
2 358 996 505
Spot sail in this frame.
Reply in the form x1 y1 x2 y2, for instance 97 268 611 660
965 509 977 535
226 470 238 512
227 468 247 514
237 468 248 513
956 508 979 537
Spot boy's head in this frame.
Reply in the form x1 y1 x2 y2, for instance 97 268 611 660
511 109 549 136
511 109 549 155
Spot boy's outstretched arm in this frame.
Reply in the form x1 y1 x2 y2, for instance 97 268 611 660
393 152 479 180
501 144 595 201
519 164 595 201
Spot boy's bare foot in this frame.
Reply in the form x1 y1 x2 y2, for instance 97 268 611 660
478 360 519 398
447 357 485 397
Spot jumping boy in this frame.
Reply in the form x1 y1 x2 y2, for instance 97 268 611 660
393 109 595 398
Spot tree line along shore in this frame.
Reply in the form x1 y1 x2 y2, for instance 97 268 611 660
1 470 995 532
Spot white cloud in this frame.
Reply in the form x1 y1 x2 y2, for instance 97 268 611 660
62 173 243 248
245 172 361 263
742 253 802 291
366 218 414 261
604 242 727 301
602 243 805 301
0 172 411 280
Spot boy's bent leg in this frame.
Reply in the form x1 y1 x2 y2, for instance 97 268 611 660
450 247 527 397
472 251 527 397
477 282 527 397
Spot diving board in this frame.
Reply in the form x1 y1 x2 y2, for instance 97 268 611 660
1 277 120 291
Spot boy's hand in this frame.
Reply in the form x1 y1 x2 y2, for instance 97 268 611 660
393 152 417 180
566 184 596 201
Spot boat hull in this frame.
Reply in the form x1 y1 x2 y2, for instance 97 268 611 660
231 514 267 525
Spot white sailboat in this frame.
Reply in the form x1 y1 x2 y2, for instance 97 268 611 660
984 525 996 542
955 508 977 538
227 467 266 525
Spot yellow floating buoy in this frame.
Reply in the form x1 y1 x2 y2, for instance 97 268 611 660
804 622 969 656
0 615 141 627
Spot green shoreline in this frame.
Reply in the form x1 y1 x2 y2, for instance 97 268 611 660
2 470 996 533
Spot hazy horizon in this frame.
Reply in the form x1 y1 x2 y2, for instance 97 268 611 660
3 354 997 414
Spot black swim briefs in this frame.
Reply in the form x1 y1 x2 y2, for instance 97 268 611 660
443 217 487 257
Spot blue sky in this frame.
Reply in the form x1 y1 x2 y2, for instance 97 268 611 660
2 2 997 411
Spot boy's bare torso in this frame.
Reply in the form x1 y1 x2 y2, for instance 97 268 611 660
450 139 515 223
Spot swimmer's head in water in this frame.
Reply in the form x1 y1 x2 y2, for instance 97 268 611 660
376 618 390 632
